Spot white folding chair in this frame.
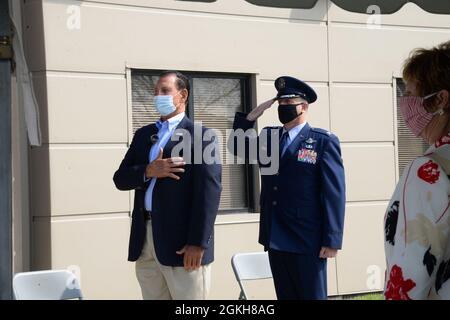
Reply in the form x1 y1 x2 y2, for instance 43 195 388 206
13 270 83 300
231 252 273 300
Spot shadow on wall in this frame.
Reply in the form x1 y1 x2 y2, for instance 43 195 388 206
176 0 450 15
29 74 52 271
288 0 328 23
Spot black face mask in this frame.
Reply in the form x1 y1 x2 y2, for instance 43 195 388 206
278 104 303 124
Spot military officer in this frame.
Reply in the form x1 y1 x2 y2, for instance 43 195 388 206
230 76 346 300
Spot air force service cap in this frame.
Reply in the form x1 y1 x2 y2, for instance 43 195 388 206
275 76 317 104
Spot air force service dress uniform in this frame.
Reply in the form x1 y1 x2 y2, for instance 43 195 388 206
231 76 346 299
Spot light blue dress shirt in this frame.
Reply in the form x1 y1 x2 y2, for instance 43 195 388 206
281 121 307 156
144 112 185 211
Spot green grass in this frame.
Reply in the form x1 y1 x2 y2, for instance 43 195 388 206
347 293 384 300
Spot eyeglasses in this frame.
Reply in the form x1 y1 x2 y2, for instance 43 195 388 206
277 98 306 105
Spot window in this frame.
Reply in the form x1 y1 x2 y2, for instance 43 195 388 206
396 79 429 177
131 70 254 213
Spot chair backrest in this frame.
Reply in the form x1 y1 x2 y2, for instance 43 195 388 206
13 270 83 300
232 252 272 281
231 252 272 299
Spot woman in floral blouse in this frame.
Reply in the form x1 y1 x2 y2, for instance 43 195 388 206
384 41 450 300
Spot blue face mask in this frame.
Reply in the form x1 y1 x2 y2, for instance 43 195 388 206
154 95 177 116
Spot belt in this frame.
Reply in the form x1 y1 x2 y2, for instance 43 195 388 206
144 210 152 221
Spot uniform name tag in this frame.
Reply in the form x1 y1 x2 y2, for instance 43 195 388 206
297 148 317 164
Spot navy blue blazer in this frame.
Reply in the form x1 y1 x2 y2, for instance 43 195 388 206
113 116 222 266
231 112 346 255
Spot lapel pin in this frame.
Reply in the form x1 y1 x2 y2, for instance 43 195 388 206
150 134 159 143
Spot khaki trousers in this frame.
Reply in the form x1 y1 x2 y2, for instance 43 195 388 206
135 220 211 300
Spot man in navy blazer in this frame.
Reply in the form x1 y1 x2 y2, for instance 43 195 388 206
230 76 346 300
113 71 222 300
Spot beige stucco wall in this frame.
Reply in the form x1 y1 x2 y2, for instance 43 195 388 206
22 0 450 299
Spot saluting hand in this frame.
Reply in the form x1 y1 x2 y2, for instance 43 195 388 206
319 247 338 259
247 98 276 121
176 245 205 271
145 148 186 180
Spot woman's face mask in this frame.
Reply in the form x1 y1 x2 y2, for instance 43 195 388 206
399 92 444 137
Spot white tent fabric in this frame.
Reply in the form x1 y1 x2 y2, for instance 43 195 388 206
8 0 42 146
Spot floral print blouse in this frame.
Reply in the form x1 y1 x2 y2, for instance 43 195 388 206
384 133 450 300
